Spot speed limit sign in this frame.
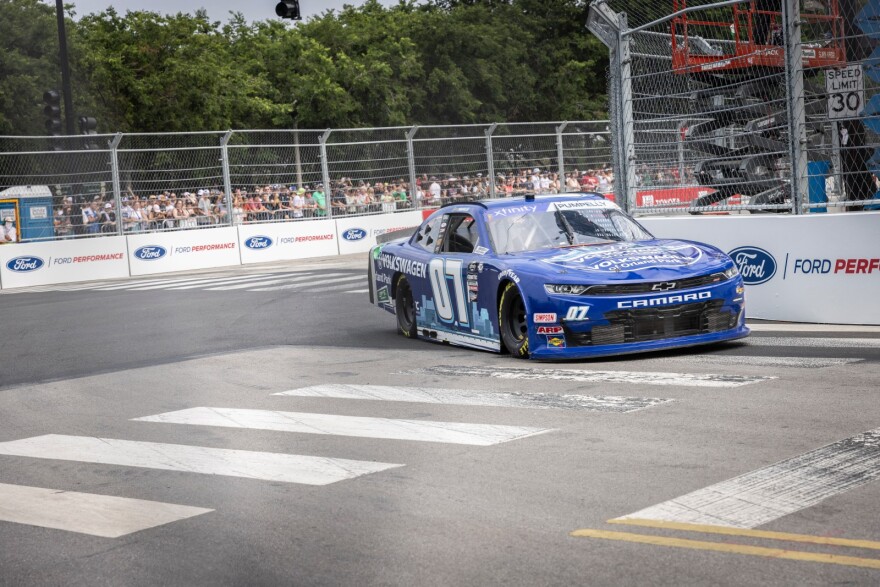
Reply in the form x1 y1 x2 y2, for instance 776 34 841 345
826 65 864 120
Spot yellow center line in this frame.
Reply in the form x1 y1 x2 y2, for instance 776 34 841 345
570 529 880 570
608 518 880 551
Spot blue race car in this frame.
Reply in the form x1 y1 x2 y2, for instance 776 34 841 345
368 193 748 359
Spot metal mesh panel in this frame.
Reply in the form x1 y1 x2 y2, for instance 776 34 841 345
602 0 880 214
561 121 614 192
0 135 116 240
412 125 492 205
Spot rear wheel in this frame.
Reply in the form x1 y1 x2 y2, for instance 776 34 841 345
395 275 418 338
499 282 529 358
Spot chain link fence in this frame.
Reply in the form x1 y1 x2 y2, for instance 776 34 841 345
591 0 880 214
0 122 613 242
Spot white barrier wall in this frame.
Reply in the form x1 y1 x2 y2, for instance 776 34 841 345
334 211 423 255
238 220 337 264
127 227 240 276
0 236 129 288
641 212 880 325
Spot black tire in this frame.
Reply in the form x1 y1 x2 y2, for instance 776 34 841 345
395 275 418 338
499 281 529 358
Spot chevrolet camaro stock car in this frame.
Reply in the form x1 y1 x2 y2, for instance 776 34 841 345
368 193 749 360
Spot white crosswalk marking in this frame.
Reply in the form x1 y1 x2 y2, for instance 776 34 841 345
250 274 365 292
0 435 402 485
274 384 672 413
133 407 553 446
166 273 291 290
206 272 348 291
400 365 775 388
0 482 212 538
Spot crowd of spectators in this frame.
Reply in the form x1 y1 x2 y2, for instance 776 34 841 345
47 167 616 238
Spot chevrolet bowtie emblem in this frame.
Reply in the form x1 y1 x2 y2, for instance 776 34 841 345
651 282 677 291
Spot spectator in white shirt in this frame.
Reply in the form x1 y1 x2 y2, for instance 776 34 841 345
1 217 16 243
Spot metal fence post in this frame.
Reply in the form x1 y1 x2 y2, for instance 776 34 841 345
618 14 637 214
556 121 568 188
319 128 332 219
486 123 498 199
782 0 808 214
220 130 234 225
109 132 124 235
406 126 419 206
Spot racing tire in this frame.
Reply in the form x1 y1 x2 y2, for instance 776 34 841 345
395 275 418 338
499 282 529 359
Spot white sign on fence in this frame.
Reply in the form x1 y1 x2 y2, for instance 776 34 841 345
641 212 880 325
335 211 423 255
826 64 864 120
238 220 338 265
0 236 129 288
127 227 240 276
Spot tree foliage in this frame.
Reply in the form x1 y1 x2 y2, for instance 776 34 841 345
0 0 609 135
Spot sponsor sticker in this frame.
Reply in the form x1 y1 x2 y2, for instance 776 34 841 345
499 269 520 284
730 246 776 285
377 286 391 304
546 336 566 349
536 326 563 335
534 313 557 323
474 246 489 255
545 242 703 272
6 256 44 272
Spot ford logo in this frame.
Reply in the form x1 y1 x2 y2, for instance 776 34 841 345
133 245 167 261
730 246 776 285
6 256 44 272
342 228 367 242
244 236 273 249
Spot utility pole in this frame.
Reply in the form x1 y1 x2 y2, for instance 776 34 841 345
54 0 75 135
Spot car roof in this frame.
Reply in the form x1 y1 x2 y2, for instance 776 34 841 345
436 192 609 215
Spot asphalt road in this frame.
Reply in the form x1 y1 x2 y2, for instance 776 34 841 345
1 254 878 586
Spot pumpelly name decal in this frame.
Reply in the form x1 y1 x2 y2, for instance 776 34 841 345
729 246 776 285
342 228 367 242
6 256 45 272
133 246 167 261
244 236 273 250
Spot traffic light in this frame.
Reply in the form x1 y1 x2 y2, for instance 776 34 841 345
43 90 62 136
78 116 97 135
275 1 301 20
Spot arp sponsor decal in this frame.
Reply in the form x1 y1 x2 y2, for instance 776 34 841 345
536 325 564 335
244 235 273 250
534 313 557 323
6 256 44 272
342 228 367 242
564 306 590 321
730 246 776 285
546 336 567 349
545 243 703 272
378 253 427 279
793 258 880 275
617 291 711 309
499 269 520 284
133 245 167 261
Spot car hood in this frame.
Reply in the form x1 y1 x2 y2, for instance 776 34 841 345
509 239 730 282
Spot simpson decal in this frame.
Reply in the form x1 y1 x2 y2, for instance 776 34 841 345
534 313 557 323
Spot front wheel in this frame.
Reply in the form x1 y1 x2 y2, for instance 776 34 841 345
395 275 418 338
499 282 529 358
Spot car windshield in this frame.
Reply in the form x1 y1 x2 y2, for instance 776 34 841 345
487 203 653 254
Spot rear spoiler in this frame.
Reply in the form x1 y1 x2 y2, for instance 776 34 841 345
376 227 417 244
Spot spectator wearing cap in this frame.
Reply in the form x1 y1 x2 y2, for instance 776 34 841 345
82 200 101 235
1 216 16 243
292 188 305 219
100 202 117 233
197 190 214 225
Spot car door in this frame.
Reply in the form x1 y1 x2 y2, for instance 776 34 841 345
424 212 486 341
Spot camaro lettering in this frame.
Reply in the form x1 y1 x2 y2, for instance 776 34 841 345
617 291 711 309
379 253 427 279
